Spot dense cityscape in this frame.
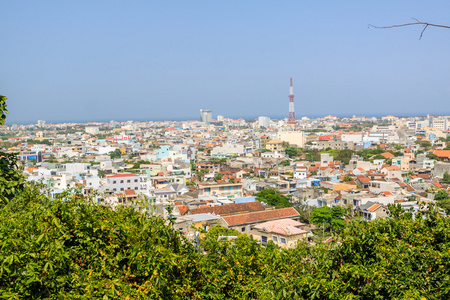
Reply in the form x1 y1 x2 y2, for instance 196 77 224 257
3 82 450 297
3 1 450 298
4 104 450 231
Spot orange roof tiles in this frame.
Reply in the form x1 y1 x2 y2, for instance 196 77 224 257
405 184 415 192
124 189 136 196
222 207 299 226
177 205 190 216
190 201 265 216
433 182 443 188
432 150 450 158
358 177 371 183
380 152 394 158
367 204 381 212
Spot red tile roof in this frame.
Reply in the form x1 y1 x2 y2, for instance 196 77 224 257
380 152 394 158
384 165 401 171
221 207 299 226
177 205 190 216
358 177 371 183
190 201 265 216
405 184 415 192
124 189 136 196
367 203 381 212
432 150 450 158
433 182 443 188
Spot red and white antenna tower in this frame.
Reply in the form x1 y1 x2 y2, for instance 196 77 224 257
288 77 296 124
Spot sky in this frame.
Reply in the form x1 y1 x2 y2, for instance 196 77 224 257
1 1 450 124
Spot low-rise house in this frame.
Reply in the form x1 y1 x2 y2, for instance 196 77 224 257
369 180 399 194
219 207 300 234
429 150 450 162
355 201 389 221
265 139 284 152
251 218 309 248
355 176 371 189
173 213 221 236
320 181 357 192
198 182 244 199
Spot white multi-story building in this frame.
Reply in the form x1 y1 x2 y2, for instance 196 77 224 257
258 116 270 128
294 167 307 180
211 143 250 156
85 126 100 134
106 174 141 193
431 118 448 131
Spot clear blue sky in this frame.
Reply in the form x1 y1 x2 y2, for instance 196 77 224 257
1 1 450 124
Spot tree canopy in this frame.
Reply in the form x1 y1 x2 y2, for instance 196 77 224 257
255 188 291 208
110 149 122 159
443 171 450 184
310 206 347 232
284 146 300 158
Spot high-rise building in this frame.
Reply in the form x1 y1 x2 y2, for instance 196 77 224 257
37 120 46 127
431 118 448 131
200 109 212 123
258 116 270 128
278 131 305 148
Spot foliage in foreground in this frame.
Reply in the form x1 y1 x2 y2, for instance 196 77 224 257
0 187 202 299
2 185 450 299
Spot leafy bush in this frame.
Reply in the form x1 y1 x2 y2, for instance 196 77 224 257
0 187 202 299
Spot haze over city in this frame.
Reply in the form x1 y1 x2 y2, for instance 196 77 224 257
2 0 450 123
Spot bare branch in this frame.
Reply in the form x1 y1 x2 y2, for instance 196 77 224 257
368 18 450 39
419 24 428 40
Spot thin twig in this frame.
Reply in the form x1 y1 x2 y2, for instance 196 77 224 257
368 18 450 39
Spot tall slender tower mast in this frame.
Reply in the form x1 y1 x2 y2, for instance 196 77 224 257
288 77 296 124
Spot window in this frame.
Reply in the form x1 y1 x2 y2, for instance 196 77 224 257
280 237 287 244
120 188 124 191
120 180 124 183
113 181 116 184
241 227 245 232
134 187 138 190
127 180 130 183
272 235 278 242
134 179 138 182
261 236 268 246
113 188 116 191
